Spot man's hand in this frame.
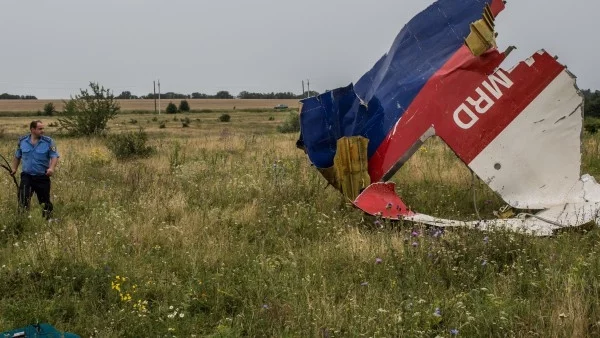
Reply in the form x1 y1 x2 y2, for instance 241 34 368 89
46 168 54 177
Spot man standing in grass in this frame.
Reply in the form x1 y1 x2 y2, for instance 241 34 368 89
10 120 60 219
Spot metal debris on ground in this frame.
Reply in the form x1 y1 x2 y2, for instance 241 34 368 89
297 0 595 236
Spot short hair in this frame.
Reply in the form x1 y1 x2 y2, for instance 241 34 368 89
30 120 42 129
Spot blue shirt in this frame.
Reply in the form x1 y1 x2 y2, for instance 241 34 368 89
15 135 60 175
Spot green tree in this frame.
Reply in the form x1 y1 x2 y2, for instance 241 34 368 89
166 102 178 114
215 91 233 99
58 82 120 136
43 102 57 116
179 100 190 112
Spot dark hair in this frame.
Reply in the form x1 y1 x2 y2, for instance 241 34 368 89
30 120 42 129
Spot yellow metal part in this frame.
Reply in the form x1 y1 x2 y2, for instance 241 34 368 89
317 166 338 189
465 4 497 56
333 136 371 201
494 205 515 219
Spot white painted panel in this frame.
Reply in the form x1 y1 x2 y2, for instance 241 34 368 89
468 70 583 209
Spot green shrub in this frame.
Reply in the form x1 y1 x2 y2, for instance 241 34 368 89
106 129 154 160
219 114 231 122
43 102 57 116
179 100 190 112
58 82 120 136
584 119 600 134
182 117 191 128
277 112 300 133
166 102 178 114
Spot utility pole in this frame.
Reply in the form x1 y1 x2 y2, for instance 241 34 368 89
307 79 310 98
153 81 157 114
302 80 305 98
158 79 161 114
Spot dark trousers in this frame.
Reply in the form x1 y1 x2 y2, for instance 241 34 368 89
19 173 53 219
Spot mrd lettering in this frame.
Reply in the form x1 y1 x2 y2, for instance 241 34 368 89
453 70 514 129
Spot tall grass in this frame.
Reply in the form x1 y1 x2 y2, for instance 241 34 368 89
1 116 600 337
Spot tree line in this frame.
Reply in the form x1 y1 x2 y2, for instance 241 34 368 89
115 90 320 100
0 93 37 100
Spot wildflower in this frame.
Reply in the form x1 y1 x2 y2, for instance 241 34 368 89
482 260 487 266
412 242 418 247
262 304 269 309
432 229 443 238
411 231 419 237
360 282 369 286
433 308 441 317
483 236 489 243
179 313 185 318
375 258 383 264
374 220 382 226
450 329 459 335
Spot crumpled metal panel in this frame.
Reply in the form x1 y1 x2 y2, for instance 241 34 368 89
297 0 599 235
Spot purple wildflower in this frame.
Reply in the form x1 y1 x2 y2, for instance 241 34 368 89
412 242 418 247
483 236 489 244
375 258 383 264
262 304 269 309
450 329 459 335
411 230 419 237
433 308 441 317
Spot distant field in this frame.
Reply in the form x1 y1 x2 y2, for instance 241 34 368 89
0 99 301 113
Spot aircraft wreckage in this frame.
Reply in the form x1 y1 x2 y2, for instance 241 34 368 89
297 0 596 236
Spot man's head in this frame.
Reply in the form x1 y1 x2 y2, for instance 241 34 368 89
30 120 44 138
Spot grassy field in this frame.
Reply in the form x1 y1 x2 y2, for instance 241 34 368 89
1 112 600 337
0 99 301 114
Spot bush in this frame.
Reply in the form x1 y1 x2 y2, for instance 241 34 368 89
219 114 231 122
58 82 120 136
277 112 300 133
159 122 166 129
166 102 178 114
179 100 190 112
182 117 191 128
43 102 57 116
584 119 600 134
106 129 154 160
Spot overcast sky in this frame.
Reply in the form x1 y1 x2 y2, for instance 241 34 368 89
1 0 598 99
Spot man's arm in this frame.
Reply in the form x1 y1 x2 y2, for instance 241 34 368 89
46 157 58 177
10 157 20 176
